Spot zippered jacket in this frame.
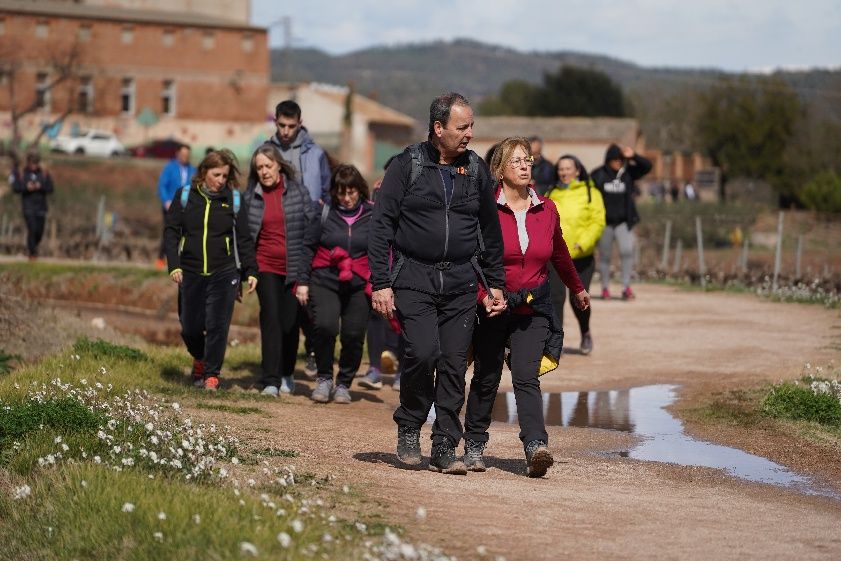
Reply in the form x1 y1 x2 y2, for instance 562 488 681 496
157 159 196 207
243 175 315 286
11 167 53 216
477 187 583 309
265 128 331 203
368 141 504 296
164 185 257 279
301 201 374 291
591 154 651 228
545 179 606 259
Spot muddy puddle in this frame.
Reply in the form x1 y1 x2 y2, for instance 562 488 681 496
438 385 839 499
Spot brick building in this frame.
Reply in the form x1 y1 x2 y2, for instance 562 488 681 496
0 0 270 155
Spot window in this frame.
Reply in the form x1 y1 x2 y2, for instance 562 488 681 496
161 79 175 116
35 21 49 39
120 77 134 115
241 33 253 53
162 29 174 47
77 76 93 113
202 31 215 50
36 72 50 110
121 26 134 44
78 24 91 42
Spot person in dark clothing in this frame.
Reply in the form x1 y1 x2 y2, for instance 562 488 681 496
528 136 556 196
297 164 374 404
369 92 506 475
244 144 316 397
11 153 54 259
164 150 258 391
464 137 588 477
591 143 651 300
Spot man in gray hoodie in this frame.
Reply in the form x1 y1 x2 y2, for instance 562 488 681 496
266 100 331 203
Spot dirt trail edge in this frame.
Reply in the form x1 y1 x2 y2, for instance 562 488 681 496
231 285 841 561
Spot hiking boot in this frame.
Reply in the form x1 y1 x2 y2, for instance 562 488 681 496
396 426 422 465
463 439 487 472
204 376 219 391
190 359 205 386
279 375 295 395
261 385 279 397
429 442 467 475
311 378 333 403
524 440 554 478
392 372 401 392
333 384 351 404
601 288 611 300
622 287 636 300
580 332 593 355
380 350 398 374
358 368 383 390
304 353 317 379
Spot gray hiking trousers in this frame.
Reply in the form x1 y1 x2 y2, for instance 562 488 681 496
598 222 635 289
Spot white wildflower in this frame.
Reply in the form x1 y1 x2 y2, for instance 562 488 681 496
54 436 63 444
477 545 488 556
158 511 167 521
416 506 427 521
239 542 258 556
12 485 32 500
355 522 367 533
121 502 135 513
153 531 163 542
342 485 350 494
291 519 304 533
277 532 291 548
192 514 201 524
231 457 239 465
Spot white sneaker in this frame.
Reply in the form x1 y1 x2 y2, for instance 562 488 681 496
279 376 295 394
261 385 279 397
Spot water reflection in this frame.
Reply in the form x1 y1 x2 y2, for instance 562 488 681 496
488 384 839 499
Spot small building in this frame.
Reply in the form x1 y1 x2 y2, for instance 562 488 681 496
268 82 417 177
0 0 269 156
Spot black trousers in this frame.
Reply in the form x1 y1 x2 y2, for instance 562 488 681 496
366 311 402 369
179 269 239 378
393 289 477 447
550 255 595 336
465 313 550 446
24 213 46 257
309 284 369 387
256 272 299 386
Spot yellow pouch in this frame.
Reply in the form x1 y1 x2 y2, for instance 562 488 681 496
538 354 559 377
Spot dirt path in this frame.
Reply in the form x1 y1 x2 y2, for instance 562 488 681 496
216 284 841 560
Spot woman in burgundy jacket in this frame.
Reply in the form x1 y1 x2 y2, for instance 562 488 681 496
464 137 590 477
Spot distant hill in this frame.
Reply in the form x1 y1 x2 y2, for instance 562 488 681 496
270 39 841 150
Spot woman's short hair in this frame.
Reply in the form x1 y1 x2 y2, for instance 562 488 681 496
248 144 296 187
556 153 590 183
330 164 369 206
489 137 531 181
192 149 241 191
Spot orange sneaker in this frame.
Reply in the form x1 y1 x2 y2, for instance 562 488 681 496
204 376 219 391
155 257 166 270
191 359 205 386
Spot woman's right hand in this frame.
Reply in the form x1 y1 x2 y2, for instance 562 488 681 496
170 270 183 285
295 285 309 306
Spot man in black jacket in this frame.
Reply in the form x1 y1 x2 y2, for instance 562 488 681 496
591 143 651 300
11 153 54 260
529 136 556 196
369 92 506 474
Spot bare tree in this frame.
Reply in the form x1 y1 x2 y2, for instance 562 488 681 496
0 36 88 151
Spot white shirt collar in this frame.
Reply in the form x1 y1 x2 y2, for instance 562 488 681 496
497 186 542 209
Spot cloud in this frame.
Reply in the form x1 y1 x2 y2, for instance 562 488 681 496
251 0 841 71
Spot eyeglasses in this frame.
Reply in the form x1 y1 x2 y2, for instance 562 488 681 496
508 156 535 168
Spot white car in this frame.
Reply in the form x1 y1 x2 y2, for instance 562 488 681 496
51 130 125 157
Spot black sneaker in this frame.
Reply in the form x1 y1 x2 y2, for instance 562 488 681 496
429 442 467 475
463 439 487 472
524 440 554 478
396 426 422 465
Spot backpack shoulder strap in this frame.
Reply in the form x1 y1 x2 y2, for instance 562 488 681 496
232 189 240 214
320 203 330 225
407 143 424 193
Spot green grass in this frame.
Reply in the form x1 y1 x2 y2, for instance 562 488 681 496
72 338 149 363
194 403 264 415
0 464 370 561
762 382 841 425
0 261 161 282
255 447 299 458
0 350 20 374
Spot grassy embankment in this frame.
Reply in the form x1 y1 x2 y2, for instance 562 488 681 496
0 337 428 561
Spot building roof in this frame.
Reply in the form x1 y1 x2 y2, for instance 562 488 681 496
0 0 264 32
271 82 416 128
473 116 639 142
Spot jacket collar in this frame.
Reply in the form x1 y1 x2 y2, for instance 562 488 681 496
423 140 471 168
496 184 542 209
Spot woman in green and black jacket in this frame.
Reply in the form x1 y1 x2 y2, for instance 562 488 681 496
164 149 258 390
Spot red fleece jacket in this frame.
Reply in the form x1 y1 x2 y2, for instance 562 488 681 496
479 189 584 310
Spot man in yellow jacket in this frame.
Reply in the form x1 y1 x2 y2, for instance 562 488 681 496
544 154 605 355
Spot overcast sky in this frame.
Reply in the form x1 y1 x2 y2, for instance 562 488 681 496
251 0 839 72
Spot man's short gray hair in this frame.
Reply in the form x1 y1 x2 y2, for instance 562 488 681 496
428 92 470 135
